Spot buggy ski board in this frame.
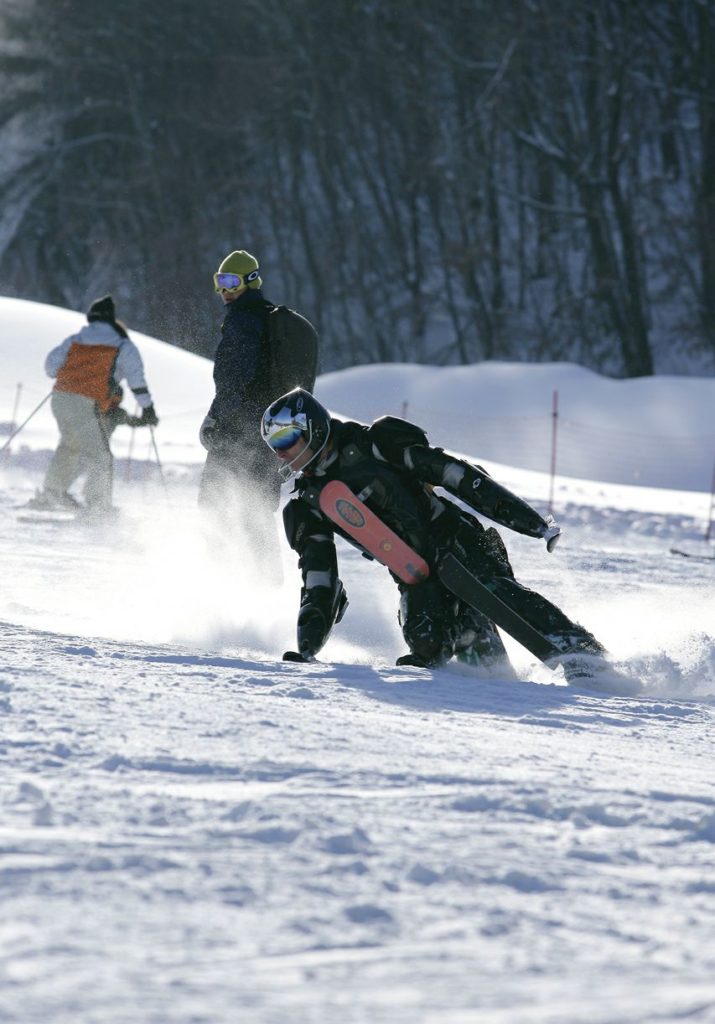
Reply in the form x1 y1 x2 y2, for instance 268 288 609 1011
318 480 430 585
437 552 561 662
318 483 561 662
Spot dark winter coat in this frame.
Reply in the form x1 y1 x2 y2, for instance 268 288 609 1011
284 416 550 589
207 288 275 444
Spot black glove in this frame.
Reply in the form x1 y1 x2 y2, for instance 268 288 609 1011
295 607 327 661
283 650 314 663
199 414 217 450
139 404 159 427
104 406 131 427
541 514 561 553
294 581 348 661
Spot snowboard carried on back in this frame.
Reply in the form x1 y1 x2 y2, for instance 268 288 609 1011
267 305 318 397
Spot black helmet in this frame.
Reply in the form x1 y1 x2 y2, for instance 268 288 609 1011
261 388 331 480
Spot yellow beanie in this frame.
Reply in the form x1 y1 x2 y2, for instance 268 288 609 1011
216 250 262 289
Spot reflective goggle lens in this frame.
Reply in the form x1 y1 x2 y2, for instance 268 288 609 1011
266 425 304 451
213 269 260 292
214 272 241 290
262 409 308 451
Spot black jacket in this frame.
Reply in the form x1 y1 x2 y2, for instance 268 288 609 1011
208 288 275 441
284 416 550 586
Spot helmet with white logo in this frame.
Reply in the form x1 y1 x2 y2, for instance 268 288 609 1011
260 388 331 480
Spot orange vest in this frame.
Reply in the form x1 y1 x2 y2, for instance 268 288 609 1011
54 343 120 413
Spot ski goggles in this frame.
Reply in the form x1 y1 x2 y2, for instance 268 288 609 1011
262 409 309 451
213 269 260 292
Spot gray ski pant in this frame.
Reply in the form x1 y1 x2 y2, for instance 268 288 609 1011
44 392 113 509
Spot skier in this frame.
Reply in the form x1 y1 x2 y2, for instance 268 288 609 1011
198 249 317 574
29 295 158 516
260 388 608 679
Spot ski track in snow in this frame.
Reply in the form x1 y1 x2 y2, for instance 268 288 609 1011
1 475 715 1023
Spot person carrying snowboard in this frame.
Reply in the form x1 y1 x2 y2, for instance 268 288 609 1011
199 250 317 573
260 388 609 680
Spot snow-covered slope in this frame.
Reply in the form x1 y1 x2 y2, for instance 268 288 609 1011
3 607 714 1024
1 297 714 1024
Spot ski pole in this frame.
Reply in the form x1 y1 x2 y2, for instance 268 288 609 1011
149 425 169 500
0 389 53 453
124 405 140 481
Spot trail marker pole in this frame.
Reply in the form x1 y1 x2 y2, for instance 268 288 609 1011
548 389 559 515
0 390 53 454
705 453 715 543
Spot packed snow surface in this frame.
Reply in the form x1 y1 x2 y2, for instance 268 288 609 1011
1 297 714 1023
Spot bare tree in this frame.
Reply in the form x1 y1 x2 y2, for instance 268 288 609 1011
1 0 712 375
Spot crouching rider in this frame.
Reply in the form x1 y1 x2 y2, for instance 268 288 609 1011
260 388 607 680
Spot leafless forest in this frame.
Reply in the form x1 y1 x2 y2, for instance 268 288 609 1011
1 0 713 376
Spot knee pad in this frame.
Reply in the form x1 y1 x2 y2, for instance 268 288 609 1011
447 518 514 579
399 580 457 665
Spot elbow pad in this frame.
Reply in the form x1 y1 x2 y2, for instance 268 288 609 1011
408 445 548 538
368 416 430 468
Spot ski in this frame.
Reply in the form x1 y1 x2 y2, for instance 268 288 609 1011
17 507 123 526
318 480 430 585
437 552 561 662
669 547 715 563
17 510 78 525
